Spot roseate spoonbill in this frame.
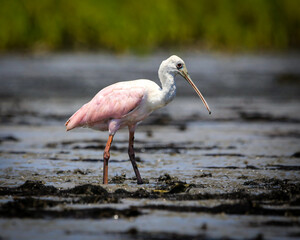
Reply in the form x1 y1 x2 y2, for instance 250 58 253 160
65 55 211 184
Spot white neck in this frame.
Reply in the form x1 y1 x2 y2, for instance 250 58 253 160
158 68 177 106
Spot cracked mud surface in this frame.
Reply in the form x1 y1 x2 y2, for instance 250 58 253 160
1 53 300 240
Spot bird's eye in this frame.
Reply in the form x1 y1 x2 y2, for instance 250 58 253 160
176 63 183 69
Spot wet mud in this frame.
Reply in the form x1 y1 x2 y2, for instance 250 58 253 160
0 175 299 239
1 112 300 240
0 196 140 219
1 176 299 220
1 53 300 240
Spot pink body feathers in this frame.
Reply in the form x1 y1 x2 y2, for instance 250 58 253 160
65 80 159 135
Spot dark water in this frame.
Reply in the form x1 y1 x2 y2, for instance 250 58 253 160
0 53 300 240
1 52 300 99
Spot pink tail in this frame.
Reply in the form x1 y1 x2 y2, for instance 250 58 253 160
65 104 88 131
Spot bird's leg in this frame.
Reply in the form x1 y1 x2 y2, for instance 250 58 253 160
128 128 143 184
103 135 114 184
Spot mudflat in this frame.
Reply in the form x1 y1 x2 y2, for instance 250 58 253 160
0 53 299 240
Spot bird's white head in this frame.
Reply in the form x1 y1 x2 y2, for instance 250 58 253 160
159 55 211 114
159 55 185 76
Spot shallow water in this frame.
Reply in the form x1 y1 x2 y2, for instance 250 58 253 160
0 53 300 240
1 52 300 99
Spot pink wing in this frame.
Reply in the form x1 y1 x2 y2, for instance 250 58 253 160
65 82 145 131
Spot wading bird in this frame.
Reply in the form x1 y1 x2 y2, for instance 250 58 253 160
65 55 211 184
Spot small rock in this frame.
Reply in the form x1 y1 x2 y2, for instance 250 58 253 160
291 152 300 158
111 173 126 184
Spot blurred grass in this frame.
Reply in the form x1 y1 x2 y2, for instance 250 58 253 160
0 0 299 53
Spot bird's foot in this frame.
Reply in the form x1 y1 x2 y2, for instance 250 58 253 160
137 179 143 185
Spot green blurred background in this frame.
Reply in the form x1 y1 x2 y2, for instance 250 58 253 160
0 0 299 53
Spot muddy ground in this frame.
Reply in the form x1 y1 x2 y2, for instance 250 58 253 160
0 53 300 240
